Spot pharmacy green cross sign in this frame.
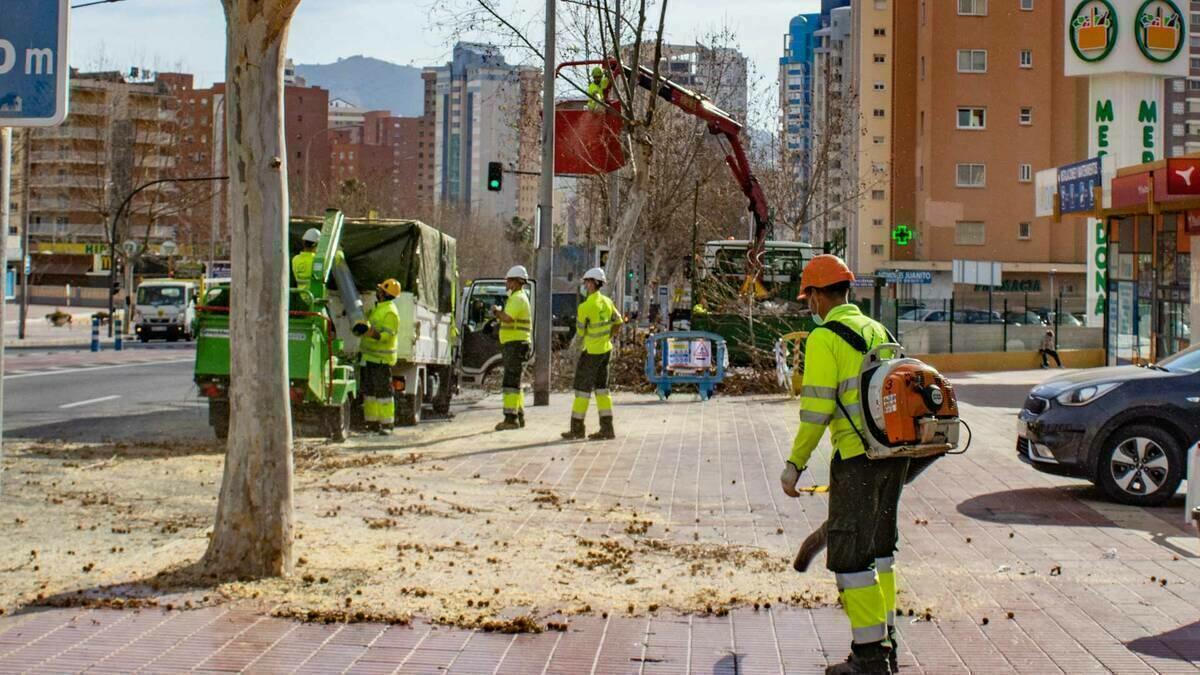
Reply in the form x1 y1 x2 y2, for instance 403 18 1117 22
891 224 914 246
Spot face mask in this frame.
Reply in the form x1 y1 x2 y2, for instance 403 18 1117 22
580 285 590 297
811 311 825 326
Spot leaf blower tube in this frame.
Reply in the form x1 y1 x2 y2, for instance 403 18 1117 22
330 258 367 335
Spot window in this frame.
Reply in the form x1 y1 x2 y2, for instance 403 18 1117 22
873 53 887 64
1174 101 1187 115
957 50 987 73
1189 78 1200 91
1019 107 1033 125
1020 0 1033 9
956 163 986 187
875 0 887 8
871 245 885 256
874 28 887 37
1020 50 1033 68
958 0 986 15
957 107 986 129
920 56 926 80
1174 123 1185 137
1019 163 1032 182
874 81 886 91
873 108 886 118
873 135 886 145
1173 79 1186 93
955 221 986 245
872 189 886 200
872 218 885 227
1018 222 1031 240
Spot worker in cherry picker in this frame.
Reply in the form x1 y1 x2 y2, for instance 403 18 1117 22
587 66 610 112
779 254 908 674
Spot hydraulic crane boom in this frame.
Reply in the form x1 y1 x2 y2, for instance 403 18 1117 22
559 59 772 293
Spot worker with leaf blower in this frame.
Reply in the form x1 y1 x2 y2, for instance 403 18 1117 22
562 267 623 441
493 265 533 431
780 254 908 675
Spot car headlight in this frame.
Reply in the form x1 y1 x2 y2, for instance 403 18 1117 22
1056 382 1120 407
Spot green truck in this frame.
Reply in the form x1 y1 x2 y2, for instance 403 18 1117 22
193 209 458 440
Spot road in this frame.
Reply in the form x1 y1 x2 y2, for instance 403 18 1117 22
2 344 209 442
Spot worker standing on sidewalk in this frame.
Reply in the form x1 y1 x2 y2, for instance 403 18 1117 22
291 228 321 286
494 265 532 431
779 254 908 675
359 279 402 435
562 268 623 441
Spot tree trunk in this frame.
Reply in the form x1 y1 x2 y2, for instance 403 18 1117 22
604 140 653 311
202 0 302 579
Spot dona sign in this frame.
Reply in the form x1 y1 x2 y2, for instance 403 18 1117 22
1064 0 1186 325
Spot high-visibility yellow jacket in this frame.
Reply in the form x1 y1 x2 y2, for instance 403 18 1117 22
788 303 889 469
587 76 610 112
499 288 532 344
576 291 623 355
292 251 314 286
360 300 400 366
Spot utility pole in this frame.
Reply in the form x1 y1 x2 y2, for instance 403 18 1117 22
1 127 11 473
533 0 556 406
18 129 30 340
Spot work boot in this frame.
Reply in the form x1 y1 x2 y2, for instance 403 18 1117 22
495 415 521 431
588 417 615 441
376 426 393 437
825 652 890 675
561 419 586 440
518 411 526 428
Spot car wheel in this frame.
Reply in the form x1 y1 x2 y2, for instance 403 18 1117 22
1096 425 1183 506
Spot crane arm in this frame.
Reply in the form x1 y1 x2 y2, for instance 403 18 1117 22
560 60 772 293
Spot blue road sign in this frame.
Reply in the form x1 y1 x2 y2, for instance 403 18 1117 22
876 270 933 285
1057 157 1102 214
0 0 70 126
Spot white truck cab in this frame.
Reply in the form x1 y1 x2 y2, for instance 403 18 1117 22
134 279 198 342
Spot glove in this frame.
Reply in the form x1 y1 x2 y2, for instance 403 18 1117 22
351 322 369 337
780 461 804 498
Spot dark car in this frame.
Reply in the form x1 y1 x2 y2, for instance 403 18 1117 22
1017 344 1200 506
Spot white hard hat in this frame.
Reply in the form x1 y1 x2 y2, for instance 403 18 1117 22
302 228 321 244
505 265 529 281
582 267 607 284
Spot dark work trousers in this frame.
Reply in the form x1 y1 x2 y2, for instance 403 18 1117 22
500 342 531 416
826 452 911 573
1040 349 1062 368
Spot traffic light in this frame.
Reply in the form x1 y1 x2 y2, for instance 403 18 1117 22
487 162 503 192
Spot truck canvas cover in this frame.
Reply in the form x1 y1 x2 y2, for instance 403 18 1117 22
289 217 458 313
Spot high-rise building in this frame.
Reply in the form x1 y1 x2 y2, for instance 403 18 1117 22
329 110 430 218
1163 31 1200 157
329 98 367 129
780 13 822 188
809 6 854 248
890 0 1087 299
655 44 749 123
424 43 541 228
847 0 895 276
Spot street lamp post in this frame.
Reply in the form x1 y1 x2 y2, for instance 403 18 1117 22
106 175 229 337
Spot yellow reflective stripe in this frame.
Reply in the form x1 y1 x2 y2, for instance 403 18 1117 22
800 410 832 425
801 385 837 400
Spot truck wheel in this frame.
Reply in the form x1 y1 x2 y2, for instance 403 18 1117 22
325 397 351 442
396 382 423 427
209 399 230 440
1095 424 1183 507
432 366 453 415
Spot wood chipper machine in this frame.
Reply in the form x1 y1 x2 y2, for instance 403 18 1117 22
193 209 360 441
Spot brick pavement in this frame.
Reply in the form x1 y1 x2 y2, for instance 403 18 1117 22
1 370 1198 673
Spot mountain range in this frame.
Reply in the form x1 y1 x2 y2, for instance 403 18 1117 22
295 56 425 117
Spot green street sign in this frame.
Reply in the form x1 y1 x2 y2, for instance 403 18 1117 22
891 224 914 247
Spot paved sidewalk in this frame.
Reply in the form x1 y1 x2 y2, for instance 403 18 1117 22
1 371 1198 673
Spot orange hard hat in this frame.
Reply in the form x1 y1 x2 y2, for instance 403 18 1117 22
797 254 855 299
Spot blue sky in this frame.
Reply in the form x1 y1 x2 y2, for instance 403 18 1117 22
70 0 818 89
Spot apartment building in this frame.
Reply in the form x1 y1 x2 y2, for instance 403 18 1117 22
849 0 896 276
809 6 855 248
891 0 1088 299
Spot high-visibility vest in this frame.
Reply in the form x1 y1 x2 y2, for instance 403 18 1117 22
292 251 314 286
360 300 400 366
576 292 622 355
499 288 532 344
788 303 889 469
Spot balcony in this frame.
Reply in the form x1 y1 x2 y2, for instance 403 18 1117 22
36 126 103 141
69 103 110 118
28 175 103 189
29 150 104 165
